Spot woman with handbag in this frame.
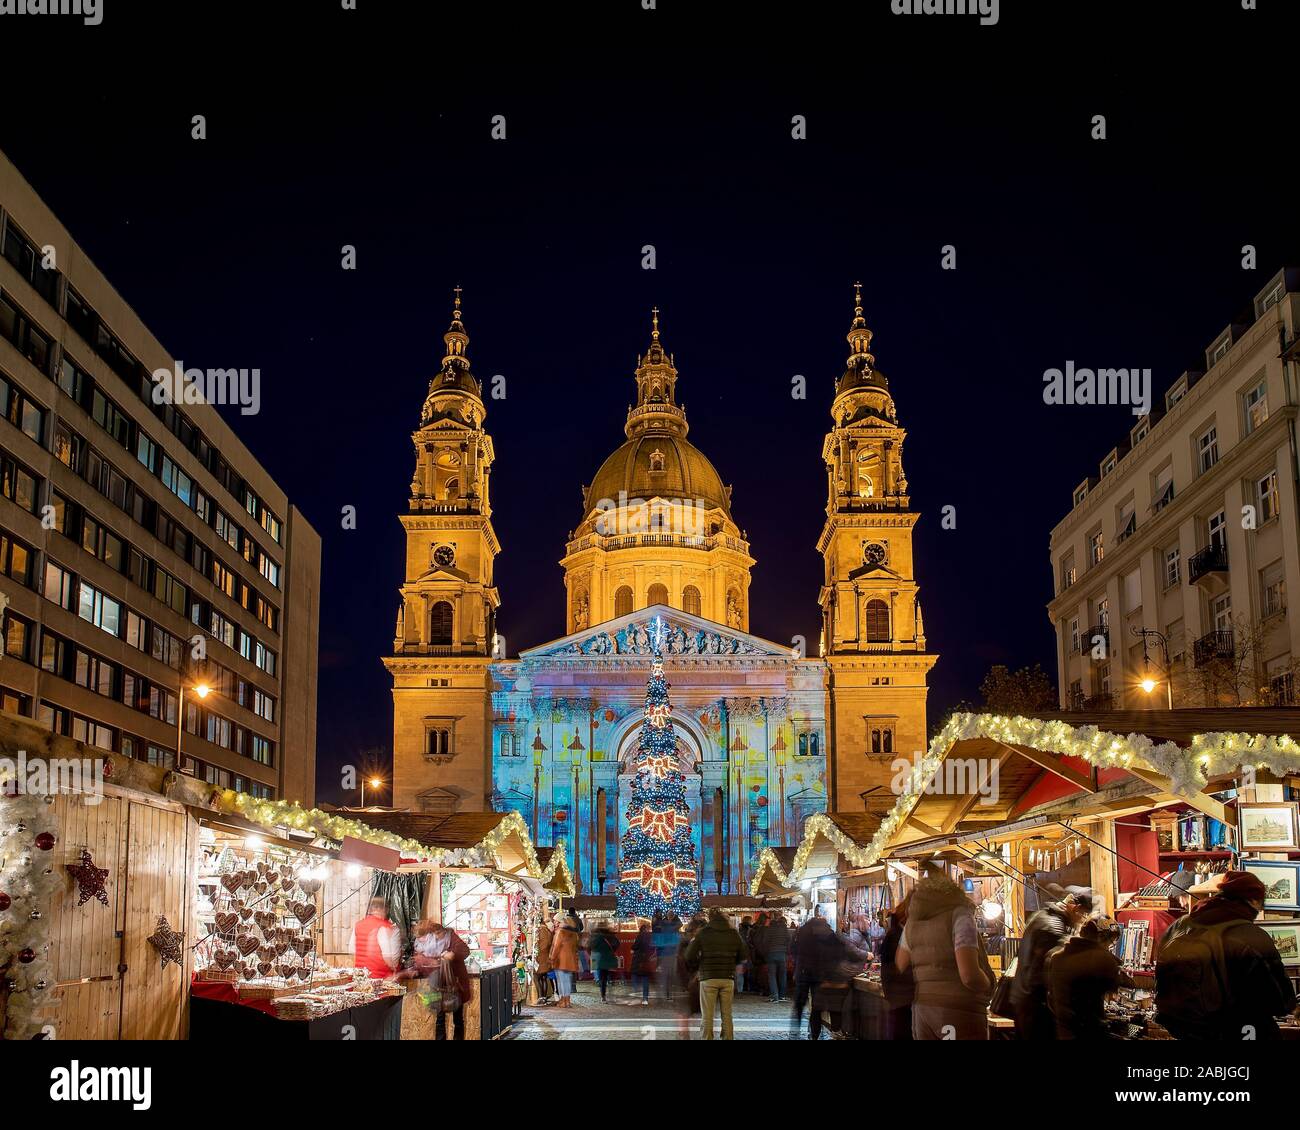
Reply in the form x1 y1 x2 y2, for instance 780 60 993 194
412 920 472 1040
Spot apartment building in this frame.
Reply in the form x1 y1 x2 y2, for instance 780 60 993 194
1048 268 1300 711
0 149 320 803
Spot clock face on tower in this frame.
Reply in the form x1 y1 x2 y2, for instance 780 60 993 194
433 544 456 568
864 541 887 566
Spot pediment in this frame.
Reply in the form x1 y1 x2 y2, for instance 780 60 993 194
521 604 793 660
414 564 472 584
848 562 901 582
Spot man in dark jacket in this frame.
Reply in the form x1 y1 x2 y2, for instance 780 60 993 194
1156 871 1298 1041
1010 888 1092 1040
1046 917 1129 1039
685 909 748 1039
761 914 792 1002
791 913 854 1039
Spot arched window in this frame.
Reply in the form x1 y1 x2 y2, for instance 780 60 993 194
864 599 890 642
647 583 668 608
614 586 633 617
682 585 701 616
443 477 459 500
429 601 454 646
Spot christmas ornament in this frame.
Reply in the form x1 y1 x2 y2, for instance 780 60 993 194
18 947 36 963
67 849 110 907
0 892 10 911
34 831 56 851
147 916 185 968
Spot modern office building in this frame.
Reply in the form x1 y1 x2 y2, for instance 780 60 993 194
1047 268 1300 711
0 149 320 803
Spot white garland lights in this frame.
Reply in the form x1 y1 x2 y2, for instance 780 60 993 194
0 784 60 1040
751 712 1300 896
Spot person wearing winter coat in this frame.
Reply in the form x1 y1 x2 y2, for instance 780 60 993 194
761 914 792 1002
549 912 582 1008
895 863 993 1040
590 921 621 1001
1156 871 1298 1041
790 913 855 1038
1010 888 1092 1040
685 908 749 1039
879 894 915 1040
534 913 556 1004
1045 917 1129 1039
630 922 658 1004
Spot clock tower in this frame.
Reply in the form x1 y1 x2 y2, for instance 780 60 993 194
819 285 938 812
384 291 499 813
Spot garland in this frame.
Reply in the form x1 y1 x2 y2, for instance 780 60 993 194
537 839 576 897
751 712 1300 895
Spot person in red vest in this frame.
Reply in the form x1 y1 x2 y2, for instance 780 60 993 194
349 896 401 978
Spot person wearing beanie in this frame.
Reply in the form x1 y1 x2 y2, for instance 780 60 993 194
1156 870 1298 1040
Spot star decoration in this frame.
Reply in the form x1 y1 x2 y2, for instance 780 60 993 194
147 916 185 968
67 849 110 907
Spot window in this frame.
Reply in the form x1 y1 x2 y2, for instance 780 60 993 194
3 611 32 662
1197 425 1219 474
1069 617 1080 654
1073 484 1088 507
78 583 122 637
1243 379 1269 434
1261 561 1286 618
1101 455 1116 477
1166 382 1186 410
1256 280 1285 318
2 217 60 305
0 531 33 588
1210 336 1231 365
259 554 280 588
500 732 516 758
1 372 45 444
426 728 452 758
1211 592 1232 633
160 456 192 506
91 388 131 449
1257 470 1280 524
429 601 453 646
614 586 633 618
1 686 31 716
682 585 701 617
1208 509 1227 551
43 560 76 610
1123 568 1142 614
1132 418 1150 445
864 599 890 642
869 726 894 755
39 631 68 676
1059 552 1076 591
797 731 821 757
1096 597 1110 630
1098 663 1111 696
0 453 38 512
1089 531 1104 567
1117 500 1136 542
0 291 51 373
1152 464 1173 512
647 582 668 607
1164 545 1180 589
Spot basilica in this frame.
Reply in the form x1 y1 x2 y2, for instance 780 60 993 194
384 289 938 896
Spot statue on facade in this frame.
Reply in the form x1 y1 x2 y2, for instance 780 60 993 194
573 592 589 630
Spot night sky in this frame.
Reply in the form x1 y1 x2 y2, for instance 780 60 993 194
3 3 1293 804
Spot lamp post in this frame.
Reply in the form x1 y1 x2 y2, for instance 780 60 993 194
177 679 211 766
1131 626 1174 708
532 727 546 841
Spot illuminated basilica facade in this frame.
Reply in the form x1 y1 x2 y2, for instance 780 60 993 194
384 289 938 896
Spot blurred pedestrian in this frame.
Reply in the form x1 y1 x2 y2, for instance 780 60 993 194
534 909 556 1005
762 913 791 1002
549 910 582 1008
630 920 657 1005
1046 917 1129 1039
790 913 853 1039
895 862 993 1040
1010 887 1092 1040
880 893 914 1040
591 919 621 1002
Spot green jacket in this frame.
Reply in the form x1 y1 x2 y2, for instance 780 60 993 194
686 919 749 981
591 929 621 971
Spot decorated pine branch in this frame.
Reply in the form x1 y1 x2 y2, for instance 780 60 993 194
616 619 702 919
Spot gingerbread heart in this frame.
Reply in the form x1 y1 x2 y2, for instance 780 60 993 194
265 872 280 888
256 861 269 877
213 948 237 971
258 944 277 963
296 966 313 981
277 960 296 980
221 872 243 895
238 906 253 921
257 961 273 977
280 865 294 883
241 963 258 981
291 936 314 958
214 911 239 935
275 941 290 956
254 881 268 895
235 933 259 957
254 910 276 933
298 877 322 896
291 902 317 925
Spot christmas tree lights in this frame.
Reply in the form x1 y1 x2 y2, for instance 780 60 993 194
616 619 702 919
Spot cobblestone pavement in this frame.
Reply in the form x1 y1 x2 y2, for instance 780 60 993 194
504 980 829 1040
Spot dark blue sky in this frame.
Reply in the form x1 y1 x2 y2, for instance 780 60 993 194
3 2 1293 803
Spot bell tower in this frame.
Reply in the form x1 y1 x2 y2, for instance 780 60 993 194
818 284 937 811
385 290 499 812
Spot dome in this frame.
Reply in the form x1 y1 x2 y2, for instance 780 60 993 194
585 433 732 517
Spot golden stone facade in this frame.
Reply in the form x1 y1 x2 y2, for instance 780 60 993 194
385 290 937 893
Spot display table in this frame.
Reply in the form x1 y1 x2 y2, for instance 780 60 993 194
190 986 402 1040
399 962 515 1040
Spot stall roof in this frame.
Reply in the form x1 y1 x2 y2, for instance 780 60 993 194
759 710 1300 888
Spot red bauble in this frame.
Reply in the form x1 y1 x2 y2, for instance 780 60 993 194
19 947 36 963
101 759 113 779
757 796 769 807
35 832 57 851
0 892 10 911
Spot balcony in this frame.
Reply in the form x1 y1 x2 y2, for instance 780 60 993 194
1086 623 1109 652
1193 630 1234 667
1188 543 1228 585
1080 693 1114 711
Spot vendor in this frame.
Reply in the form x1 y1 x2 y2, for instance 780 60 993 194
349 896 401 979
413 920 472 1041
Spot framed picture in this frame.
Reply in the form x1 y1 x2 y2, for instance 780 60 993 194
1238 802 1300 851
1258 920 1300 967
1242 860 1300 911
1155 824 1176 853
1176 813 1206 852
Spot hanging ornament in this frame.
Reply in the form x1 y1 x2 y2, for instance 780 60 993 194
67 849 110 907
0 892 10 912
34 831 56 851
147 916 185 968
18 947 36 964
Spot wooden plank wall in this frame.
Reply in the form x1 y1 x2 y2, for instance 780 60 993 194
321 866 375 963
46 787 198 1040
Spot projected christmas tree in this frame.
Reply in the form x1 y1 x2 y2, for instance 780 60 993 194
616 618 702 919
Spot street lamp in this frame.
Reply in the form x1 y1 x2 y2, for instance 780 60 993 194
177 679 211 766
1131 626 1173 709
361 776 384 807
